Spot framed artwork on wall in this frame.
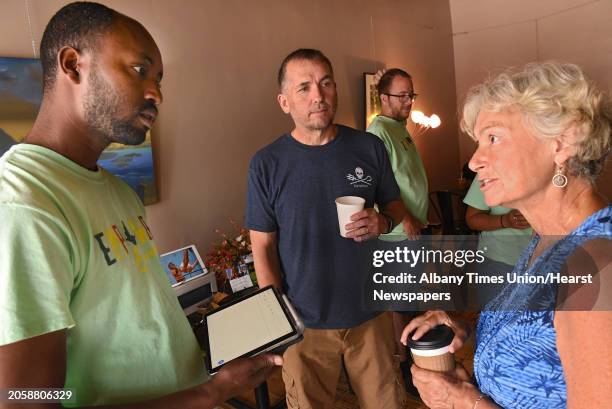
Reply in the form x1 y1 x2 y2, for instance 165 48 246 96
0 56 159 205
0 57 41 155
97 135 158 205
364 72 381 129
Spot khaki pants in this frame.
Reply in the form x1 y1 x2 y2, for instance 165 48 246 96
282 312 407 409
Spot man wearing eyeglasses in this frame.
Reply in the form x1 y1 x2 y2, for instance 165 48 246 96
367 69 428 241
367 69 429 397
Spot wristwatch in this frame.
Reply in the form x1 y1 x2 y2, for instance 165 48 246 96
383 214 394 234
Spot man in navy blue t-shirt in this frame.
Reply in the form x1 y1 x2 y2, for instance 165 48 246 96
246 49 408 408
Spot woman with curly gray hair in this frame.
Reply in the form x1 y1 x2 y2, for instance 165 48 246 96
401 62 612 409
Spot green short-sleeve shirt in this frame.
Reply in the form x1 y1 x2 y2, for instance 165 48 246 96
0 144 207 406
367 115 428 240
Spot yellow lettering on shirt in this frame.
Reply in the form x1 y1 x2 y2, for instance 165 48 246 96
132 240 158 274
130 218 149 245
105 226 126 262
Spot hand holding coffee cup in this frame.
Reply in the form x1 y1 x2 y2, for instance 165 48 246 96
335 196 365 238
407 325 455 372
336 198 390 242
400 310 470 355
344 207 389 242
410 363 477 409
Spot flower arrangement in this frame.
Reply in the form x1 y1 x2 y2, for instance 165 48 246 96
203 219 252 291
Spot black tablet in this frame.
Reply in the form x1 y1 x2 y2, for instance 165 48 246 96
202 286 304 373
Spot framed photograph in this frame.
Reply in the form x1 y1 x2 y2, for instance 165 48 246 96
160 244 208 286
160 244 217 315
0 56 159 205
364 72 381 129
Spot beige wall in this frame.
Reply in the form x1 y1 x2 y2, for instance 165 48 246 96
450 0 612 197
0 0 458 253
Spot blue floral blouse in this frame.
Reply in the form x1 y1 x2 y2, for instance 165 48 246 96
474 205 612 408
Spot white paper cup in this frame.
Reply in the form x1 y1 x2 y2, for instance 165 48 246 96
335 196 365 238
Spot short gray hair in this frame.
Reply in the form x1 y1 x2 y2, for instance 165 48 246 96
277 48 333 90
461 61 612 181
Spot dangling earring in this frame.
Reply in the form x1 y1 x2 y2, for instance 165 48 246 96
552 165 568 188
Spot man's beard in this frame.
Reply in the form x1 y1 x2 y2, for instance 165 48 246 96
307 100 337 131
391 104 410 121
83 68 148 146
307 115 334 131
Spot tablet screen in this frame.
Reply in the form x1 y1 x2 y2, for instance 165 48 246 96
206 287 295 371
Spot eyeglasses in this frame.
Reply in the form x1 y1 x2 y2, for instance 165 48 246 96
383 92 419 103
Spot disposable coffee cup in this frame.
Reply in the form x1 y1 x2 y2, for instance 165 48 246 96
335 196 365 238
408 325 455 372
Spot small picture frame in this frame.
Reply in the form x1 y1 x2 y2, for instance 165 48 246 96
160 244 207 286
159 244 217 315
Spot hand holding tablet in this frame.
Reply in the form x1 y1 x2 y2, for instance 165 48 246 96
209 353 283 402
202 286 304 373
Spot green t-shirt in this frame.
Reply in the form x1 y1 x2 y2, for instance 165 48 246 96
367 115 428 240
463 178 532 265
0 144 206 406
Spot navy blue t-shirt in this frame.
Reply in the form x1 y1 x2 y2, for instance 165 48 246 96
245 125 400 328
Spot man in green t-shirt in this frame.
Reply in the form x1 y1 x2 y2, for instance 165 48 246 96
0 2 280 408
366 68 430 395
367 69 429 241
